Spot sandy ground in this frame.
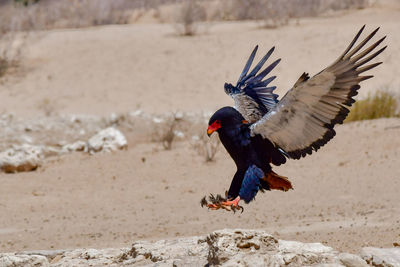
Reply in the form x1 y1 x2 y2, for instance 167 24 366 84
0 118 399 254
0 3 400 254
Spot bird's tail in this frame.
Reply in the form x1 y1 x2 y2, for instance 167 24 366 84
262 171 293 191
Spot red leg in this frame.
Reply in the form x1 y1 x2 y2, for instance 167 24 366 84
221 196 241 207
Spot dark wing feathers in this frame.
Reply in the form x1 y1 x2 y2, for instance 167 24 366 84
237 45 259 84
225 46 281 123
239 47 275 85
250 26 386 159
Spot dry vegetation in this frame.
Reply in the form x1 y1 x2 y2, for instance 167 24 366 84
191 126 220 162
0 0 134 31
174 0 206 36
346 91 400 122
210 0 369 28
151 115 180 150
0 32 29 79
172 0 370 34
0 0 371 34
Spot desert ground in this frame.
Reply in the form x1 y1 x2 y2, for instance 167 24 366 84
0 1 400 255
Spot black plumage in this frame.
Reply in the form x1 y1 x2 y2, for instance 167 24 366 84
207 107 289 204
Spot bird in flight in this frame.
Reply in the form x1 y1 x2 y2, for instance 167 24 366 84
201 25 386 212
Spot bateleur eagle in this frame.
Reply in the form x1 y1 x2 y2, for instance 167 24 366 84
201 26 386 212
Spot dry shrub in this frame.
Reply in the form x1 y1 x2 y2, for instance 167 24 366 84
346 91 400 122
191 126 220 162
212 0 369 27
151 114 183 150
0 32 31 79
0 3 39 79
174 0 206 36
223 0 289 28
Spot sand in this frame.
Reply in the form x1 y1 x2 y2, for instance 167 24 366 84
0 2 400 254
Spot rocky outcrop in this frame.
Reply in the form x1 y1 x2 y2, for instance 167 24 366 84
2 229 398 267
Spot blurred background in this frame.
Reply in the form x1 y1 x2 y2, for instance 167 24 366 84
0 0 399 255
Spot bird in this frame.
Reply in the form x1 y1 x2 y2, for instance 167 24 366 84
201 25 386 212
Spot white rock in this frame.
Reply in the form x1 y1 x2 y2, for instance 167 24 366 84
129 110 143 117
360 247 400 267
339 252 368 267
279 240 334 254
0 144 44 173
174 111 184 120
152 117 163 124
174 130 184 138
87 127 127 154
0 253 49 267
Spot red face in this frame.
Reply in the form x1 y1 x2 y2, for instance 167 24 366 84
207 120 221 136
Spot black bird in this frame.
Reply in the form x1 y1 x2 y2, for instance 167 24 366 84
202 26 386 212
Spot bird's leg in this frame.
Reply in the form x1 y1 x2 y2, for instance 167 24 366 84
221 196 241 207
221 196 243 212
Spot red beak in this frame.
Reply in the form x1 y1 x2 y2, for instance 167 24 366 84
207 121 221 137
207 126 215 136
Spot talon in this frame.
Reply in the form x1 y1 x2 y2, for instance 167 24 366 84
200 196 208 207
207 203 220 210
238 205 244 213
231 205 236 213
221 196 241 208
202 194 243 213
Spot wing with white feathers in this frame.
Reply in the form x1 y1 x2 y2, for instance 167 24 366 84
250 26 386 159
224 46 281 123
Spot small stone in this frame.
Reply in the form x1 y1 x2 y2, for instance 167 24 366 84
61 141 87 153
0 144 44 173
87 127 127 154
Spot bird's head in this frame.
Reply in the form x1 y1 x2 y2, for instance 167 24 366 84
207 107 245 137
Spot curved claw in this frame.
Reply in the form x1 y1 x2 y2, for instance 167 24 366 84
230 204 244 214
209 205 220 210
200 196 208 207
238 205 244 213
201 194 243 213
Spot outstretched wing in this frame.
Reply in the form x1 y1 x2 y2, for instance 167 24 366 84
224 46 281 123
250 26 386 159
